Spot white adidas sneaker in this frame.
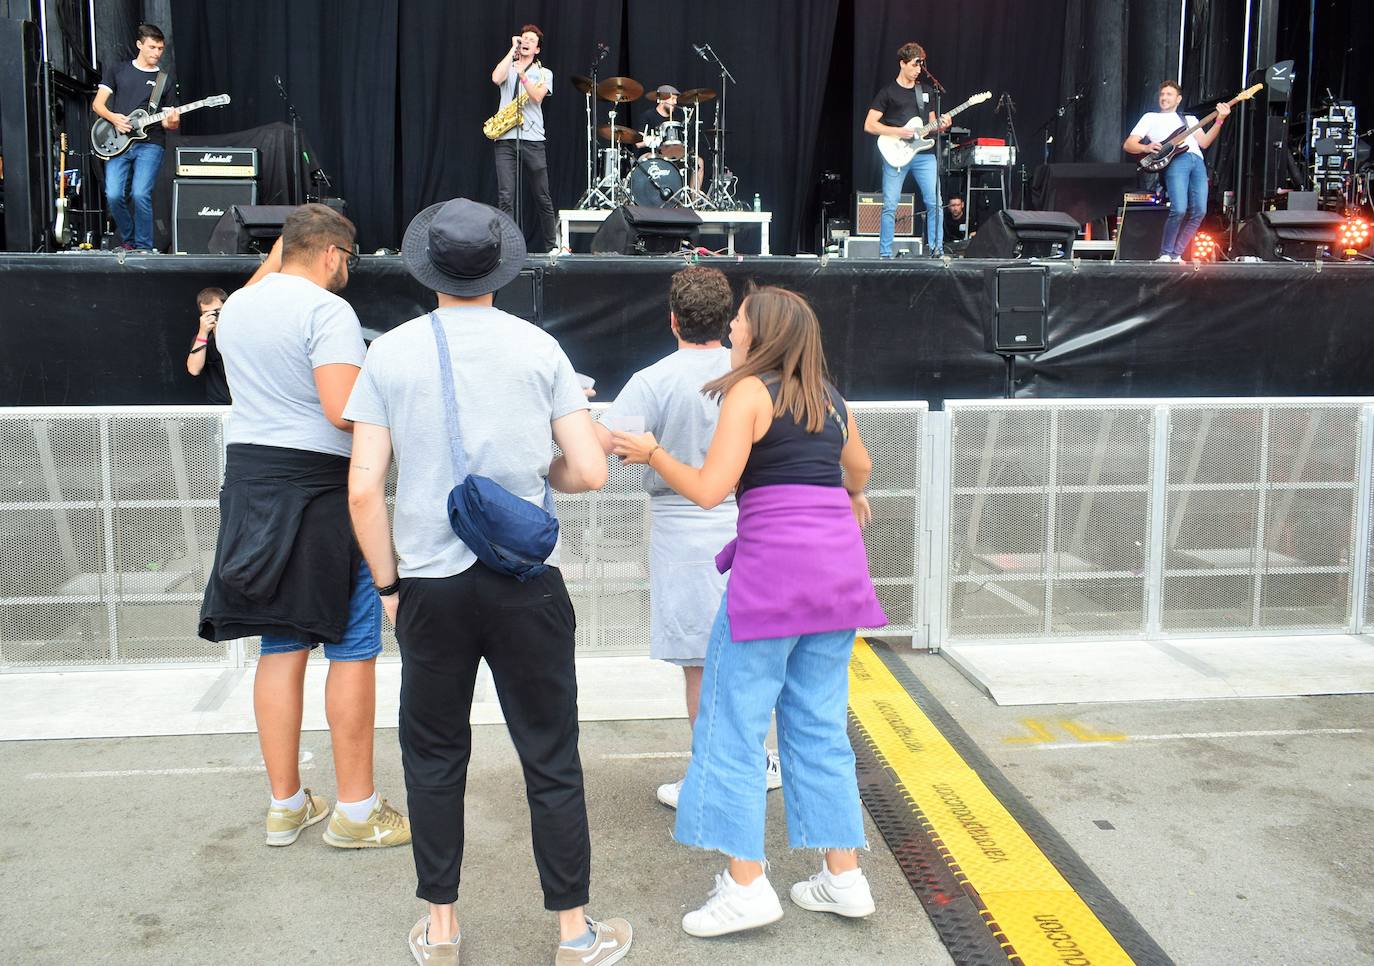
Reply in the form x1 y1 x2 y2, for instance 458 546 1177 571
789 865 876 918
656 778 684 809
682 868 785 937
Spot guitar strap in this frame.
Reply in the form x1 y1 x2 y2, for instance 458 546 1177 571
148 71 168 112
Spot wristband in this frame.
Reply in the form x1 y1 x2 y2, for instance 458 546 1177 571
374 578 401 597
194 336 209 344
647 444 663 464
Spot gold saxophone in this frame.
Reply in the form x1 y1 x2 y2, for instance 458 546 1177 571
483 60 541 140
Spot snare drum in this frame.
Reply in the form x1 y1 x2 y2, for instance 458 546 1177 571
657 120 685 160
629 157 683 207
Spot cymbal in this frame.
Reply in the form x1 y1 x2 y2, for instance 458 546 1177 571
598 123 638 144
596 76 644 102
679 88 717 104
570 74 595 96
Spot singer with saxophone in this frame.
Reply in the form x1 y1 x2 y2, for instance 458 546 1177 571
490 24 557 255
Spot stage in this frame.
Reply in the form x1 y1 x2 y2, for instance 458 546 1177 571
3 252 1373 407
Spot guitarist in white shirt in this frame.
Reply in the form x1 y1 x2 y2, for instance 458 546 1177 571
91 23 180 251
1123 80 1230 262
864 42 951 257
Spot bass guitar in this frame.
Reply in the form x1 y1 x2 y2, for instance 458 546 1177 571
877 91 992 168
53 132 71 247
1137 83 1262 172
90 94 231 160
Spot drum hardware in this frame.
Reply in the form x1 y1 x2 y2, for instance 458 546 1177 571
692 43 745 210
572 40 613 209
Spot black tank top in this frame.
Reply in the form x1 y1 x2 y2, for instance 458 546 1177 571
736 379 848 500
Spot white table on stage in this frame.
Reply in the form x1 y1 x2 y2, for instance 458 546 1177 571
558 209 773 256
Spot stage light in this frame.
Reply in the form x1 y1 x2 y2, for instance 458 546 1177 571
1338 216 1370 255
1190 231 1220 263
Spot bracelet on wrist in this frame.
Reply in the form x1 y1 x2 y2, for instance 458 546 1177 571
647 444 663 464
194 336 209 344
374 578 401 597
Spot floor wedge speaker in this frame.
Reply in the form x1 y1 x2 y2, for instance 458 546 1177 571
1232 210 1344 261
591 205 701 255
966 209 1080 259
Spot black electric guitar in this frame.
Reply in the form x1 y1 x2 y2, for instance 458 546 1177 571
1137 83 1262 172
90 94 231 160
53 133 71 246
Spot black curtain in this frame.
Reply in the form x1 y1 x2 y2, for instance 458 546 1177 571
851 1 1070 206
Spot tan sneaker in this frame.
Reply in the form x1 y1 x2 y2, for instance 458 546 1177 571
554 916 632 965
408 915 460 965
322 796 412 849
264 788 328 846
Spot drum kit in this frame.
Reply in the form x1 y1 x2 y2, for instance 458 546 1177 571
572 74 744 211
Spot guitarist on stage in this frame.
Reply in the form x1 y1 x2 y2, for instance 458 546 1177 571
1123 81 1230 262
91 23 179 252
864 42 951 258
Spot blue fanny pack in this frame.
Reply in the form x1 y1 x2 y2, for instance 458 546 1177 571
431 312 559 581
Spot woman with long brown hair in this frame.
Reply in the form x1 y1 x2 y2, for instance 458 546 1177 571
612 286 886 938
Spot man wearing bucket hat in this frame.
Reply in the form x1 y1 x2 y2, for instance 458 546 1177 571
345 198 631 965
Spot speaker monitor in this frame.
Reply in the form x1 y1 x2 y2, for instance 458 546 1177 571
1232 210 1344 261
987 265 1048 353
590 205 701 255
173 180 258 254
1114 204 1169 261
965 209 1080 259
855 192 913 235
207 204 297 254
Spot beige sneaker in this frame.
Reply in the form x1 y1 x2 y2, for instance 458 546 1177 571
408 915 460 965
264 788 328 846
554 916 632 965
322 796 412 849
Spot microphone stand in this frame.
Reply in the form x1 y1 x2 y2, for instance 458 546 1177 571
577 43 610 209
923 64 947 255
274 75 304 204
997 93 1026 210
697 43 739 210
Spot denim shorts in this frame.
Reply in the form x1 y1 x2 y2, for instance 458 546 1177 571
259 558 382 662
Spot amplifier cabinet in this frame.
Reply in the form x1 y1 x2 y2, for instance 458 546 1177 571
855 192 913 236
173 178 257 254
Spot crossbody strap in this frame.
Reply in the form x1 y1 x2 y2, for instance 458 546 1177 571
149 70 168 112
428 311 555 512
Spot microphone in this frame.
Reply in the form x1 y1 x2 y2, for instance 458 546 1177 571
694 43 709 61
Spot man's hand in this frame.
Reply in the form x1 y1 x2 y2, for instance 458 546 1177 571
939 113 953 131
381 593 398 626
198 310 218 334
111 113 133 134
163 106 180 129
511 35 522 55
1215 102 1231 120
901 125 919 140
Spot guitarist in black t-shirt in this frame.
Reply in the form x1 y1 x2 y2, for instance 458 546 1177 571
91 24 180 251
863 42 951 257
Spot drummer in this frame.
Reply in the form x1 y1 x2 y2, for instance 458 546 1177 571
638 84 703 189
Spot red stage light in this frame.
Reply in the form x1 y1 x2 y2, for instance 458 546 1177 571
1338 216 1371 253
1190 231 1220 263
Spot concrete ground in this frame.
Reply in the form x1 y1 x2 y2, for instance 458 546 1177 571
3 649 1371 965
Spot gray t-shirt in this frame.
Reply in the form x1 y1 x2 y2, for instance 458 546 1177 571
343 306 588 579
218 273 367 457
496 64 552 142
604 347 734 502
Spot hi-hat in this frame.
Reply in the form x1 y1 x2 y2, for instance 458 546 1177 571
598 123 638 144
570 74 595 96
678 88 717 104
596 76 644 103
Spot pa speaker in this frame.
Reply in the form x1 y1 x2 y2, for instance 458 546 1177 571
986 266 1048 353
1232 210 1344 261
591 205 701 255
173 180 258 254
207 204 296 255
965 209 1080 259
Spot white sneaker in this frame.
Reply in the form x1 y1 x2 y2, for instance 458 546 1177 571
682 868 785 937
656 778 683 809
790 866 876 918
1155 254 1175 262
765 751 782 791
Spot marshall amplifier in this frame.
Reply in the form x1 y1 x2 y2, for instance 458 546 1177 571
175 146 259 178
173 178 257 254
855 192 913 235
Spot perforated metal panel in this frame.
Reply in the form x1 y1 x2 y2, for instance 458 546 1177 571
944 404 1153 643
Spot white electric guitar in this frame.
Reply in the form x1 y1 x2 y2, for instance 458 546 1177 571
877 91 992 167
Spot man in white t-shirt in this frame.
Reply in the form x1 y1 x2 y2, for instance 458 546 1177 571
1123 80 1231 262
346 197 632 965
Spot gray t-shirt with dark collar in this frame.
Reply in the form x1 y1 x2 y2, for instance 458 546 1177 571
343 306 587 579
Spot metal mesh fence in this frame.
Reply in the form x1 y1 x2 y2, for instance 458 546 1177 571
0 403 925 670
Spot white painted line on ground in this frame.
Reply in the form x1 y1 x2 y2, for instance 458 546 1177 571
600 751 692 760
25 750 315 780
1021 727 1366 750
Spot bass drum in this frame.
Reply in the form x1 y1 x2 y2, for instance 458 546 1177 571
629 157 683 208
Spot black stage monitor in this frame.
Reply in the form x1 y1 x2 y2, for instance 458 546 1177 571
1232 210 1344 261
591 205 701 255
207 204 297 255
965 209 1080 259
